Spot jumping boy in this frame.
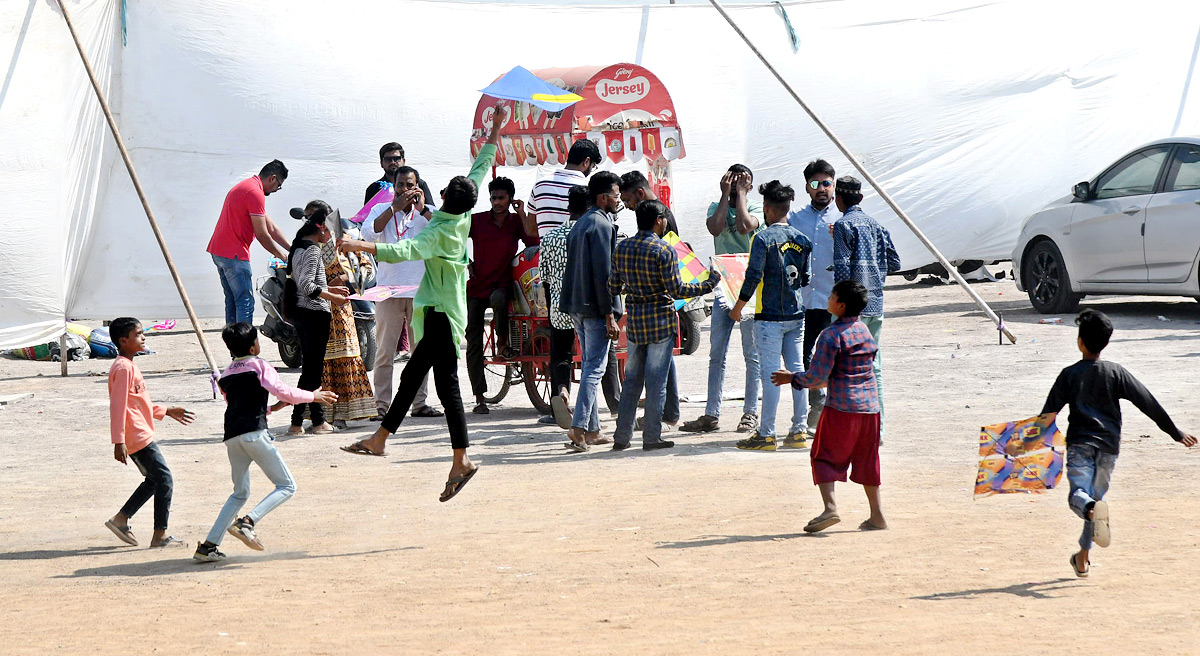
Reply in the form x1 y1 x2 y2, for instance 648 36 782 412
770 280 885 533
193 322 337 563
105 317 194 548
1038 309 1196 577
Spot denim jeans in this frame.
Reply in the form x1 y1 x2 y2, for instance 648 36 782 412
1066 445 1117 551
212 254 255 325
755 318 806 438
614 337 674 446
706 296 760 418
862 314 885 436
803 308 832 432
120 442 173 531
570 315 610 432
205 429 296 546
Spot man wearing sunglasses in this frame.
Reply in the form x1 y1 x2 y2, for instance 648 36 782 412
365 142 435 210
787 159 838 437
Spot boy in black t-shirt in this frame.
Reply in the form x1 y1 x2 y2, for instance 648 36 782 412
1039 309 1196 577
193 323 336 563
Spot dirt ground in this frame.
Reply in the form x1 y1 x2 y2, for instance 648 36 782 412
2 278 1199 654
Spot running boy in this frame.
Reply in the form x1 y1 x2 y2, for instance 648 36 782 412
193 322 337 563
105 317 194 548
1038 309 1196 578
770 280 885 533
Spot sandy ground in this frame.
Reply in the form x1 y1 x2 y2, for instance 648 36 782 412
2 278 1200 655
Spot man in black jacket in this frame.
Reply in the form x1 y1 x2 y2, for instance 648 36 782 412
365 142 435 210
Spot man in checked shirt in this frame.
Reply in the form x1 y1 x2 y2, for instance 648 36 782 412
771 280 887 533
608 200 721 451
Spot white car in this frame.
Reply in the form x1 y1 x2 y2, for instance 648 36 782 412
1013 137 1200 313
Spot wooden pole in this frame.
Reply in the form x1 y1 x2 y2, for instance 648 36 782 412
706 0 1016 343
57 0 222 379
60 334 68 377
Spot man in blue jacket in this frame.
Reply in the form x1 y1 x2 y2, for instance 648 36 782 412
561 171 624 451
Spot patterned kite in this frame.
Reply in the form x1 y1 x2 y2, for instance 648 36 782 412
975 413 1065 497
662 231 709 295
710 253 749 306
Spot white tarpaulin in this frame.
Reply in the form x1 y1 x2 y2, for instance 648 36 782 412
4 0 1200 348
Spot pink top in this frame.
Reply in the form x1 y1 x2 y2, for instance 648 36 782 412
108 356 165 454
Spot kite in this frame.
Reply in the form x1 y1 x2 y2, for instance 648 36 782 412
975 413 1065 498
348 285 419 302
480 66 584 112
350 185 394 225
661 232 708 297
710 253 749 306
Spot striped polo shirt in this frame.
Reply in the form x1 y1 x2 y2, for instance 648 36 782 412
529 167 587 239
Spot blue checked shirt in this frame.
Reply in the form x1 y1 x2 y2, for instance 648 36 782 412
790 316 879 413
608 231 717 344
833 205 901 317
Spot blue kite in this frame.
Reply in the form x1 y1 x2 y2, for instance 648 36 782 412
480 66 584 112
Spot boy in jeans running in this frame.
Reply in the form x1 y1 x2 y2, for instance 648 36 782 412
1039 309 1196 577
194 323 337 562
105 317 194 548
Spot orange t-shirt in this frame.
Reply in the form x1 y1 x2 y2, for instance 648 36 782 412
108 356 166 454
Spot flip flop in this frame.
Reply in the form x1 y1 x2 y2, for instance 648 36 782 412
858 520 887 531
551 396 572 430
1070 552 1089 578
1090 500 1111 548
563 441 589 453
411 406 444 418
804 514 841 533
439 466 479 502
340 441 386 457
149 535 185 548
105 520 138 546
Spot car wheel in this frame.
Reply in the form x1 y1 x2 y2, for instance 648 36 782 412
1024 240 1081 314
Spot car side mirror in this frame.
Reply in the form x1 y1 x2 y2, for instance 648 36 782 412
1072 181 1091 201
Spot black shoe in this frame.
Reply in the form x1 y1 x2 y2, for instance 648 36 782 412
642 440 675 451
612 442 632 451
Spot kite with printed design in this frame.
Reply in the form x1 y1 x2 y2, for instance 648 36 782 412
662 231 708 297
974 413 1065 497
710 253 749 305
348 285 419 302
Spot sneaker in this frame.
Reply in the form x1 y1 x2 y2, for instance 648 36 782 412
736 413 759 433
227 516 265 551
537 414 557 425
781 431 809 449
612 442 632 451
193 542 227 563
735 433 776 451
642 440 675 451
681 415 719 433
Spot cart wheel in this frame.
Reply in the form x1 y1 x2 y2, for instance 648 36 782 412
483 363 512 404
522 327 553 415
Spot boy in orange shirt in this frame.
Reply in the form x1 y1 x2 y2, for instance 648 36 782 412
105 317 194 548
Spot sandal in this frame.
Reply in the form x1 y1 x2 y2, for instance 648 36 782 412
309 423 336 435
340 441 386 457
473 403 490 415
1070 551 1089 578
105 520 138 546
411 406 444 418
858 520 887 531
149 535 185 548
439 466 480 502
804 513 841 533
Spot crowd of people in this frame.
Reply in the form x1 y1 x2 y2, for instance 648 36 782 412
100 104 1197 574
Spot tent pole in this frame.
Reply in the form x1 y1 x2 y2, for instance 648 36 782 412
706 0 1016 343
60 335 68 377
57 0 223 380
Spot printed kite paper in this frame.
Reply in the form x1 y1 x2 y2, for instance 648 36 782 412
661 232 708 297
975 413 1065 497
351 185 393 224
348 285 419 302
710 253 749 305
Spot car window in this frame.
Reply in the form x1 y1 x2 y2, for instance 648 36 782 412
1094 146 1170 199
1164 145 1200 192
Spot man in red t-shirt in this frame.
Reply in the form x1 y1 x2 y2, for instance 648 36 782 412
207 160 292 324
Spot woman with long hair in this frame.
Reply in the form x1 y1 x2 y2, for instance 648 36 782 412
286 200 348 435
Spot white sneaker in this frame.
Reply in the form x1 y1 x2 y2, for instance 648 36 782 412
1091 501 1111 548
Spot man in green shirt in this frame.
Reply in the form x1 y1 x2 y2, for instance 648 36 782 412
682 164 764 435
335 103 505 503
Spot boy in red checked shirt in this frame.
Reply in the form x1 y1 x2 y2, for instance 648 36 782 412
771 280 886 534
105 317 194 548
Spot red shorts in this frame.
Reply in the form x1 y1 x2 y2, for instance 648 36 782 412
810 406 881 486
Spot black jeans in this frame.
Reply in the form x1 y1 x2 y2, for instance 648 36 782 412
465 288 510 396
291 306 331 426
802 308 832 368
549 327 620 412
381 310 469 449
120 442 173 530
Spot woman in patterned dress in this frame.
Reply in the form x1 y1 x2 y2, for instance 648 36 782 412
317 237 377 427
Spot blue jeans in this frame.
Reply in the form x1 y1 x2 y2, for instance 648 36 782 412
614 337 674 446
212 254 255 325
205 429 296 545
755 318 806 438
862 315 885 436
1066 445 1117 551
570 315 610 432
706 297 760 418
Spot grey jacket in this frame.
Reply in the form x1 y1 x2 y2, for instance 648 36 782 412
560 207 623 319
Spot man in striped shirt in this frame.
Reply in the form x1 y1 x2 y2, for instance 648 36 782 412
528 139 602 239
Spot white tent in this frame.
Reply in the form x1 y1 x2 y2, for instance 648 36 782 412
4 0 1200 349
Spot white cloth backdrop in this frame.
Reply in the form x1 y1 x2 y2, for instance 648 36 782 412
4 0 1200 348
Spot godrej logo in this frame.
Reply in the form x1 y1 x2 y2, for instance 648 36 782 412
613 67 636 80
596 76 650 104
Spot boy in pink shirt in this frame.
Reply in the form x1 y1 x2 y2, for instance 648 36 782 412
105 317 194 548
